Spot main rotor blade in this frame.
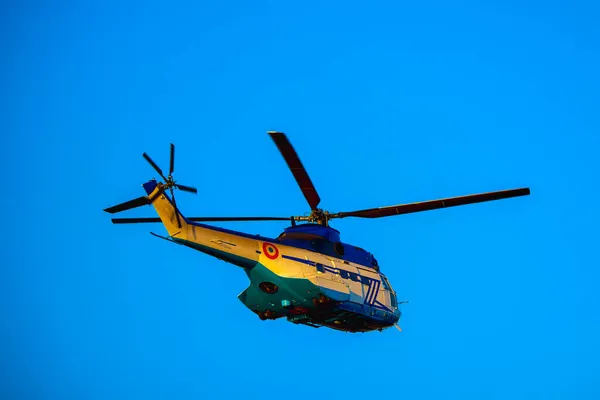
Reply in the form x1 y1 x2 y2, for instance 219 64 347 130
175 184 198 194
112 217 162 223
331 188 531 219
112 216 290 224
143 152 168 182
170 186 182 228
104 196 149 214
268 131 321 210
169 143 175 176
187 216 290 222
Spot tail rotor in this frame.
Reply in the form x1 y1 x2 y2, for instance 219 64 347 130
142 143 198 228
104 143 197 219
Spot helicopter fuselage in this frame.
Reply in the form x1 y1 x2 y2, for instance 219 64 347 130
105 133 529 333
144 180 401 333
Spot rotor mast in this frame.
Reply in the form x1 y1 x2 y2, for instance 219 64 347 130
293 208 330 226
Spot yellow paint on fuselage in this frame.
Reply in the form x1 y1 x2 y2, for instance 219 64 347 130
149 185 347 277
148 185 391 310
148 186 260 264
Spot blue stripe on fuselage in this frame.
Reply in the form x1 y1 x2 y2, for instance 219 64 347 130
369 280 380 305
281 254 315 266
281 253 396 314
364 280 374 305
282 254 381 289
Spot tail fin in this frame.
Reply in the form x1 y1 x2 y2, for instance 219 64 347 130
143 180 187 237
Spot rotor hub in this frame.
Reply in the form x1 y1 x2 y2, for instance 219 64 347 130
302 208 330 225
164 176 176 188
293 208 331 225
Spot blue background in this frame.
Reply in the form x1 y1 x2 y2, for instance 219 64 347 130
3 1 600 399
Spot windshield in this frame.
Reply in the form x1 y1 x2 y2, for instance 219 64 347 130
381 274 398 309
381 274 391 291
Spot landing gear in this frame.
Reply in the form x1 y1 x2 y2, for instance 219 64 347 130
257 309 277 320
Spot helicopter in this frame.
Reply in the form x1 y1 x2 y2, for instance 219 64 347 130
104 132 530 333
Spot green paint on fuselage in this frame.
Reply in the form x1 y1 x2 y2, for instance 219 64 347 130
172 239 320 317
172 238 396 332
238 263 319 317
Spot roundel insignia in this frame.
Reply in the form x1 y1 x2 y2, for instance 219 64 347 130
262 242 280 260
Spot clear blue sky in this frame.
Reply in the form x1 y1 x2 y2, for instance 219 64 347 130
3 1 600 399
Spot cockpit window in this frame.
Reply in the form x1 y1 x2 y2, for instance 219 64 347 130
380 275 391 291
381 275 397 308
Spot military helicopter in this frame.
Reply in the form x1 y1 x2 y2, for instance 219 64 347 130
104 132 530 333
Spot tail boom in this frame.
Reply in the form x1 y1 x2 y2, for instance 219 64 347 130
144 180 261 269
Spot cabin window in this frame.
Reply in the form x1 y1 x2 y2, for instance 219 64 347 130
359 276 371 285
310 239 326 252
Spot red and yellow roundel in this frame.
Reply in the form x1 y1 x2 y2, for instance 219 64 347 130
262 242 279 259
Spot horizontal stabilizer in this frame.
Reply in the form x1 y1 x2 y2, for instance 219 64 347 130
104 187 166 215
104 196 149 214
